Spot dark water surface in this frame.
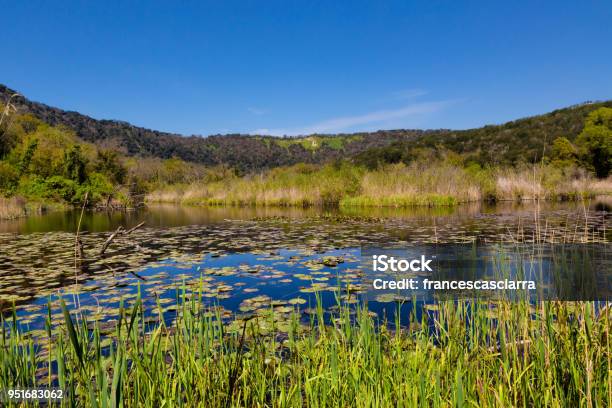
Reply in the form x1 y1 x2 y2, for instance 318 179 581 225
0 199 609 332
1 198 610 235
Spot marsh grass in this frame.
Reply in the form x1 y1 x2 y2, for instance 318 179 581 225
0 196 55 220
0 196 26 219
146 162 611 208
0 280 609 407
0 196 67 220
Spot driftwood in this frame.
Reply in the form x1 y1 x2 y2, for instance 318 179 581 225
99 221 146 255
76 237 85 260
125 221 146 235
71 216 148 286
99 226 124 255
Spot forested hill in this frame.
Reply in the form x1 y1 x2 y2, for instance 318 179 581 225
0 84 426 171
2 84 610 170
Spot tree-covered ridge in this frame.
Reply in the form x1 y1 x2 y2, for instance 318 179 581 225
0 84 424 172
0 84 610 217
353 103 612 170
0 112 130 207
2 83 610 172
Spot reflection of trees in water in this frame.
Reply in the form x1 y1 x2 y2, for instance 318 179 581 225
0 199 609 234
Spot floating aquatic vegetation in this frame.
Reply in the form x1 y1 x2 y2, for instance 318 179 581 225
243 288 259 293
0 206 608 334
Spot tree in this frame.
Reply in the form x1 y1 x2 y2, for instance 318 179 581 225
550 137 577 167
95 149 127 184
575 108 612 178
18 138 38 176
63 145 87 184
0 161 18 191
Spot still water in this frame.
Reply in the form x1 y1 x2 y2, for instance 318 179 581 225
0 199 610 332
2 198 610 235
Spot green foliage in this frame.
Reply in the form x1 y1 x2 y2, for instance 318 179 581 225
17 175 76 202
575 107 612 178
0 104 19 158
340 193 457 207
3 84 612 172
1 87 611 213
551 136 577 160
18 138 38 175
352 142 408 169
0 161 18 191
40 176 78 202
352 103 612 169
464 162 497 199
95 149 127 184
0 286 609 406
79 172 114 203
550 136 578 168
63 145 87 184
15 173 112 205
160 157 191 184
0 110 211 210
275 135 360 152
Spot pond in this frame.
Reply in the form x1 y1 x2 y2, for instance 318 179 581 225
0 198 610 333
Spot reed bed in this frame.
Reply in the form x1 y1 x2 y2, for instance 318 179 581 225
0 196 26 219
0 196 66 220
146 162 609 208
0 286 609 407
493 166 611 201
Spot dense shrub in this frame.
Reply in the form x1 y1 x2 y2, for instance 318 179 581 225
95 149 127 184
0 161 18 191
80 172 114 203
575 107 612 178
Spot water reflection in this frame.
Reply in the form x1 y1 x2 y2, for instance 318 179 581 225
1 197 610 234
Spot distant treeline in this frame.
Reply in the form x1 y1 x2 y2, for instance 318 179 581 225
354 106 612 178
0 83 610 215
1 84 611 173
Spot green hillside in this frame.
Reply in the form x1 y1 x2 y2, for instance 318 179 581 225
0 84 610 216
2 83 610 171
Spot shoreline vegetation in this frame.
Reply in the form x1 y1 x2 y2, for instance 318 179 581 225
1 288 609 406
0 196 67 220
1 161 611 220
1 100 611 219
145 161 612 208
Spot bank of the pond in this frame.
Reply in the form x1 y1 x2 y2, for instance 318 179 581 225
146 163 612 208
0 196 68 220
3 162 611 220
1 294 609 407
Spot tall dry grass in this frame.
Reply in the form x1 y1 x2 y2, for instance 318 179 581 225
0 196 26 220
146 162 611 208
147 164 363 206
494 165 608 201
343 162 481 207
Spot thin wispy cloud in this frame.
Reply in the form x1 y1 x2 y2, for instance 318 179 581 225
247 107 266 115
391 88 429 100
251 99 454 136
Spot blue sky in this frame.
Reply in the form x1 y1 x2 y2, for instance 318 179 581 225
2 1 611 136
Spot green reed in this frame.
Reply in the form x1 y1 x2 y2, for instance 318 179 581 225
0 281 609 407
